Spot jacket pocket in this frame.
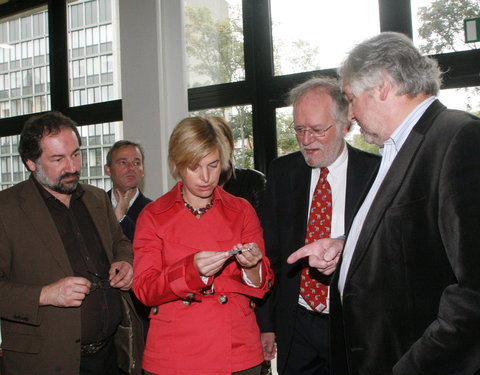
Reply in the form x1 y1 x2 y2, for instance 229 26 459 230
1 332 41 354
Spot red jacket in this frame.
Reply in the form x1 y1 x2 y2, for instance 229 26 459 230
133 183 273 375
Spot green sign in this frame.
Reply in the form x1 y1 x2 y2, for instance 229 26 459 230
464 17 480 43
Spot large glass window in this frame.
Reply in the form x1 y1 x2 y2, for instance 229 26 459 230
184 0 245 88
271 1 380 75
0 6 50 119
412 0 480 54
0 1 123 191
67 0 120 106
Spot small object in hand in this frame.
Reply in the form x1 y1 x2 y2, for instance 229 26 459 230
228 246 253 256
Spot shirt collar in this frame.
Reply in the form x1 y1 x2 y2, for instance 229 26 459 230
383 96 437 153
110 187 139 209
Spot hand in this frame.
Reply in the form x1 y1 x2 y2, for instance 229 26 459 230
39 276 91 307
232 243 262 269
109 261 133 290
231 243 263 286
261 332 277 361
287 238 344 275
194 251 230 277
113 188 137 221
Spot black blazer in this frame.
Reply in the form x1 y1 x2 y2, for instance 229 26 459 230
330 100 480 375
256 143 380 374
107 190 152 241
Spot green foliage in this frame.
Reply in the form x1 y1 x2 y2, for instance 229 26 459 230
417 0 480 54
185 6 245 87
417 0 480 115
349 133 380 155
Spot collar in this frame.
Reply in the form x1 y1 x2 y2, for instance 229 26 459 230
382 96 437 154
110 187 140 210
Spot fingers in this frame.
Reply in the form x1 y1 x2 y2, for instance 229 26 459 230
40 276 91 307
234 243 262 269
109 261 133 290
287 238 344 275
194 251 230 277
261 332 277 361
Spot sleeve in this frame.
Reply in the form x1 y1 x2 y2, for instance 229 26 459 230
132 208 208 307
0 209 43 326
394 118 480 374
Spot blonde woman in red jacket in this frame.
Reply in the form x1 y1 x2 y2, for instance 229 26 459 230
133 116 274 375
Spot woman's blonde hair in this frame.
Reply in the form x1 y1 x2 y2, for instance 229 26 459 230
168 116 233 180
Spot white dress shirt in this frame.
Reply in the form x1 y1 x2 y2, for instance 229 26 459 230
338 96 437 297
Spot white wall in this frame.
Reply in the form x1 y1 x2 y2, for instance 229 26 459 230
118 0 188 200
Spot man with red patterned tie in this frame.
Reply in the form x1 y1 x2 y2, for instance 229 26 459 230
255 76 379 375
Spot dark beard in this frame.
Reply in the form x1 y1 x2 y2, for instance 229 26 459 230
35 167 80 194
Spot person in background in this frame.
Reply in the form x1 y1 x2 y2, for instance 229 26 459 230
132 116 273 375
104 140 152 242
215 118 266 222
288 32 480 375
0 111 143 375
255 76 380 375
105 140 153 338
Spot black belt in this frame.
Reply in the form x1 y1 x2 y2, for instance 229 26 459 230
81 338 110 355
297 304 329 318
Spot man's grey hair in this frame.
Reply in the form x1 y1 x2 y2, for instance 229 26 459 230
338 32 442 97
288 76 350 126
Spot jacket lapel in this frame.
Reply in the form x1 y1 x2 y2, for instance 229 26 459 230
19 178 73 275
290 154 312 249
83 187 113 260
345 100 446 282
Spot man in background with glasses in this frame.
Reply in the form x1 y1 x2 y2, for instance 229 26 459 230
0 111 143 375
256 76 379 375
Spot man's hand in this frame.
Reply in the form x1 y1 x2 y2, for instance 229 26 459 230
113 188 136 221
39 277 91 307
194 251 231 277
287 238 344 275
261 332 277 361
109 261 133 290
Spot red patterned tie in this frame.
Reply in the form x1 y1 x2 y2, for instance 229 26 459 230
299 167 331 312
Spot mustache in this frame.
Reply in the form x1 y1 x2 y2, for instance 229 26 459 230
59 171 80 180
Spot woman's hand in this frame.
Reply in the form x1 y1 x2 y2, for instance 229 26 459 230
231 243 262 269
231 243 263 287
194 251 230 277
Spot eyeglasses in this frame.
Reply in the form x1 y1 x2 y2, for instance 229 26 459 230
292 123 334 138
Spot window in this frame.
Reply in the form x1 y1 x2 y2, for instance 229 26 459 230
0 1 123 191
184 0 245 88
271 1 380 75
411 0 480 54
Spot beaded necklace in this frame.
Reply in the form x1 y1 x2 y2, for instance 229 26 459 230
182 192 214 219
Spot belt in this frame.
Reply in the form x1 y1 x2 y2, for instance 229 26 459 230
80 338 109 355
297 304 329 318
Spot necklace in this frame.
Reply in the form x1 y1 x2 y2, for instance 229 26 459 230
182 192 214 219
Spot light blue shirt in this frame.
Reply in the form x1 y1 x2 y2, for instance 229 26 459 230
338 96 437 297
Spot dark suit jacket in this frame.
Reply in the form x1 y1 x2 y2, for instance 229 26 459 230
330 100 480 375
256 144 380 374
107 189 152 241
0 178 144 375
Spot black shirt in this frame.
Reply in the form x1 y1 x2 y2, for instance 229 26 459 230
33 177 122 344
